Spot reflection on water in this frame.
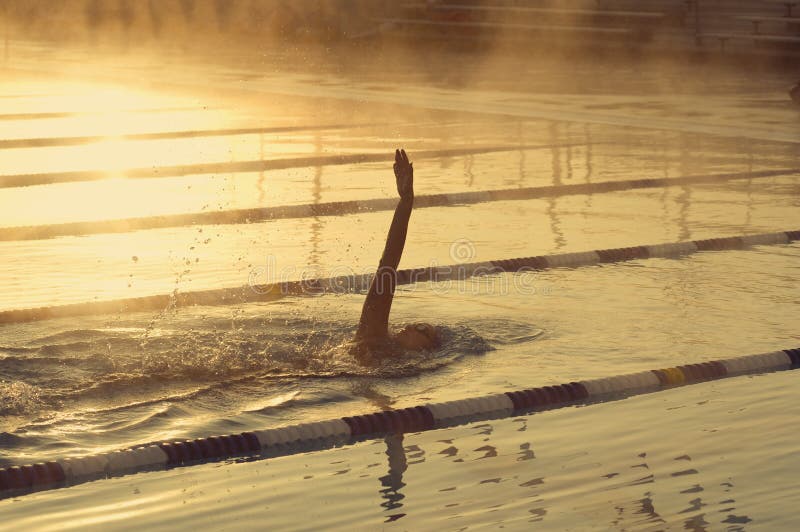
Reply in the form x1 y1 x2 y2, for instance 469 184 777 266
546 121 566 250
583 124 593 182
379 434 408 522
308 133 325 271
360 397 758 529
282 370 771 530
0 38 799 528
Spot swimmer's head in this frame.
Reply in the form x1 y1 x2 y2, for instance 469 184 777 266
394 323 441 351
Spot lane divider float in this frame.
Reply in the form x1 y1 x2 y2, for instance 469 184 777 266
1 167 794 242
0 122 371 150
0 143 581 189
1 348 798 498
0 229 797 324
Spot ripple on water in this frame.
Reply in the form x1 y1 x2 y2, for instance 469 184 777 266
0 311 529 465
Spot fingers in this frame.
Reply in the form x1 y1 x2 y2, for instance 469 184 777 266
395 148 411 166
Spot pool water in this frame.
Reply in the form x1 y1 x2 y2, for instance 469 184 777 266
0 39 799 529
4 369 798 530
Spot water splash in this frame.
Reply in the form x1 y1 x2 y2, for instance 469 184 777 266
1 315 510 415
0 380 44 416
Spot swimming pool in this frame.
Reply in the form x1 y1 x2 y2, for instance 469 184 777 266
1 39 799 528
4 368 799 530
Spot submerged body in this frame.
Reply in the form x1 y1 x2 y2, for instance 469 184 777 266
352 149 441 364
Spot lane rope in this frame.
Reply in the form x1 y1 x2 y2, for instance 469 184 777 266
1 347 798 498
0 229 797 325
0 122 374 150
0 106 211 122
1 167 795 241
0 119 496 149
0 143 581 188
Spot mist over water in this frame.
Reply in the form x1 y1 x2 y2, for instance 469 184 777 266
1 2 799 527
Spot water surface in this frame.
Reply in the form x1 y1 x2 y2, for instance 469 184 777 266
0 38 798 528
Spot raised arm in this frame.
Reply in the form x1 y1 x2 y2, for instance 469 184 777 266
355 149 414 343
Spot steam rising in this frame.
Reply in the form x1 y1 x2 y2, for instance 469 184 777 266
5 0 792 98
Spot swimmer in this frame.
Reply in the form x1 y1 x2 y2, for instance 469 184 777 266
353 149 441 363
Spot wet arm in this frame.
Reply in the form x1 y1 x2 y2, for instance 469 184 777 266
356 196 413 340
356 149 414 342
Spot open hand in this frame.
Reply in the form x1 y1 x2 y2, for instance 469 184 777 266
393 149 414 200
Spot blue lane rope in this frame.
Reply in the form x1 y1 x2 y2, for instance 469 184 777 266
1 347 798 499
0 167 795 241
0 229 797 325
